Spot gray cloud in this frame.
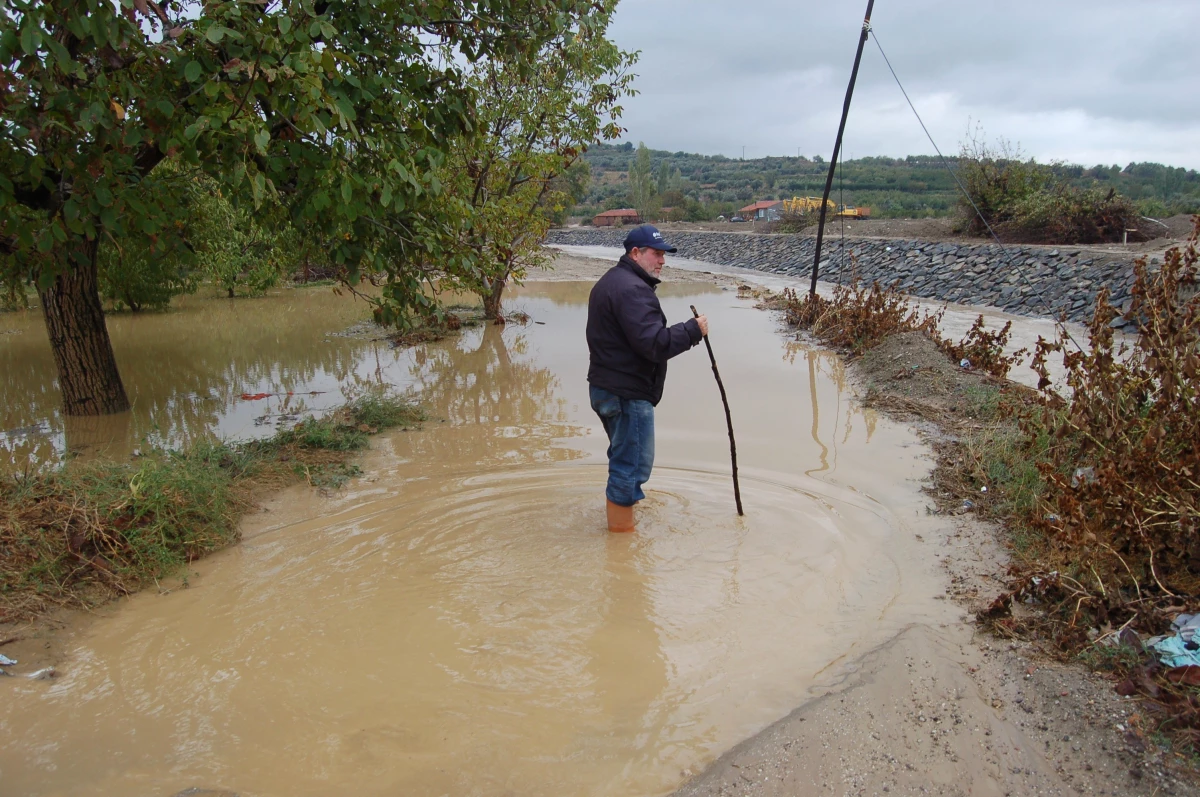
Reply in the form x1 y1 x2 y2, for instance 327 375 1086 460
606 0 1200 168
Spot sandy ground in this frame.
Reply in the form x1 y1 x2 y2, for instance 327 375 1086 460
533 251 742 286
533 253 1198 797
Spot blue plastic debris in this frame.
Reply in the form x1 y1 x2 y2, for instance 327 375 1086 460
1148 614 1200 668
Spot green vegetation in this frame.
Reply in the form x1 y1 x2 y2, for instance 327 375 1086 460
955 133 1143 244
575 141 1200 222
0 392 424 621
432 11 634 319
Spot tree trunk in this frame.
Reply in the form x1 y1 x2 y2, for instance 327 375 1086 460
482 276 507 321
37 239 131 416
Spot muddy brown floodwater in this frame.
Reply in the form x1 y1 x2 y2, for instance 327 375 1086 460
0 281 965 797
0 286 386 469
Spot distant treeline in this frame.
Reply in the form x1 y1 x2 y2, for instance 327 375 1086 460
576 142 1200 220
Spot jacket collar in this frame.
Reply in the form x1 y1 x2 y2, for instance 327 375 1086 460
617 254 661 288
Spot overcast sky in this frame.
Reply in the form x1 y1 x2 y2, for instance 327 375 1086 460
605 1 1200 169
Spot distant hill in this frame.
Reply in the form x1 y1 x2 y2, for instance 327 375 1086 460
577 142 1200 221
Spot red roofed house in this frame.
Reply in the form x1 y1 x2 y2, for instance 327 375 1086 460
738 200 784 221
592 208 642 227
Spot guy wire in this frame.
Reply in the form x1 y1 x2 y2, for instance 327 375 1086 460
869 28 1086 352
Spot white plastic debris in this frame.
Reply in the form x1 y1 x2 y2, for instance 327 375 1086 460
1071 466 1097 488
0 653 16 666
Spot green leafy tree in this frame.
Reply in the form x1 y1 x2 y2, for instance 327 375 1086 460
192 183 298 298
95 162 199 312
434 8 635 319
669 165 683 192
628 141 658 220
1 0 598 416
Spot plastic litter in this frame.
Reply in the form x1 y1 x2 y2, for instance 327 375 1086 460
0 653 17 666
959 358 971 369
1148 614 1200 668
1071 466 1097 488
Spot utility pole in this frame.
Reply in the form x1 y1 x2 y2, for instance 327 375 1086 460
742 145 745 161
809 0 875 297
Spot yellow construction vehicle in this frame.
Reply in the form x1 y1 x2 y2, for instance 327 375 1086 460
781 196 833 215
836 204 871 219
781 196 870 219
777 199 873 220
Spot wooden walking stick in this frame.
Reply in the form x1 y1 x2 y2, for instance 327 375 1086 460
691 305 744 516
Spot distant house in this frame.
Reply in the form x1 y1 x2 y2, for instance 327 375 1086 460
592 208 642 227
738 200 784 221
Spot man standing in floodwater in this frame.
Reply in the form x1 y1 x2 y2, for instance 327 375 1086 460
586 224 708 532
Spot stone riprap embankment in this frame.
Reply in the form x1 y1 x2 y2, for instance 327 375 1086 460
547 228 1142 324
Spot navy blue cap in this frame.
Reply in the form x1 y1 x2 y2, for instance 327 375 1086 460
622 224 677 253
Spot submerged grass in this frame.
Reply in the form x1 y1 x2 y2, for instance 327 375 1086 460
0 392 424 622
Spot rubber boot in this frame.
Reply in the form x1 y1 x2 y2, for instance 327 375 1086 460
606 499 635 533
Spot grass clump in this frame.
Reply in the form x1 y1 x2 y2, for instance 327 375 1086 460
779 280 940 355
0 444 248 620
779 274 1023 378
0 392 423 622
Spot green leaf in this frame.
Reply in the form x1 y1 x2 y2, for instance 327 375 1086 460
206 26 225 43
341 179 353 205
253 129 270 154
380 185 392 208
251 172 266 205
19 24 35 56
185 60 203 83
278 16 292 35
335 96 357 122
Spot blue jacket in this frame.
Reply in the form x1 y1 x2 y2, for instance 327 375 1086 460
586 256 703 405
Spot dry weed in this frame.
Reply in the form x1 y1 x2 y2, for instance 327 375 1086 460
1012 216 1200 637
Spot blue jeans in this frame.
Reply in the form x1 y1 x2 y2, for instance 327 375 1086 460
590 385 655 507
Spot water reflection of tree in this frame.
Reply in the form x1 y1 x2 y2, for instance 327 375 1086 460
401 323 586 467
1 289 380 465
780 339 877 475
